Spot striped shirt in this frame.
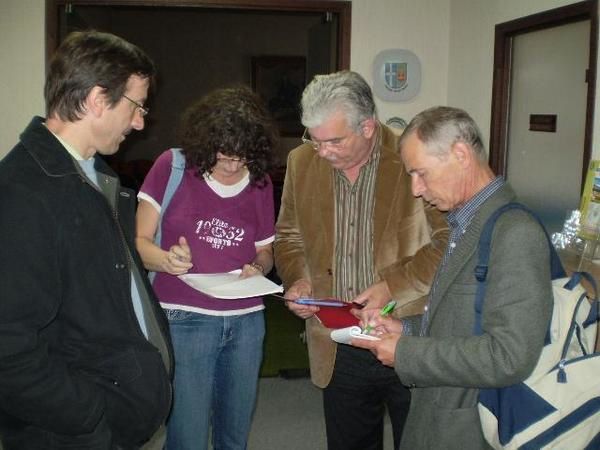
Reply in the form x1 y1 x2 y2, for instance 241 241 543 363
333 138 381 302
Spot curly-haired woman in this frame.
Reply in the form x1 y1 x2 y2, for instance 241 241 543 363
136 86 278 450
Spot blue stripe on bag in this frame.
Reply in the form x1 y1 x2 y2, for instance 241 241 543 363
565 273 600 329
584 300 599 328
479 383 556 445
520 397 600 450
585 431 600 450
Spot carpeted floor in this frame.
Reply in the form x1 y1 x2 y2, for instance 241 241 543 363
248 377 326 449
248 377 395 449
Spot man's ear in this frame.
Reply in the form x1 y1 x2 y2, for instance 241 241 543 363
450 141 473 168
86 86 108 118
361 118 377 139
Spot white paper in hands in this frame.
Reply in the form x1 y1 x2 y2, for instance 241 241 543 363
330 326 381 345
178 270 283 299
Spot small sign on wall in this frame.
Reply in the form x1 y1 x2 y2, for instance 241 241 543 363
372 49 421 102
529 114 557 132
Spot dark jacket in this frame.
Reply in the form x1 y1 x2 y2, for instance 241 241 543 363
0 117 173 448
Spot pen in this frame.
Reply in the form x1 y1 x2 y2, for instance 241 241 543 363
269 293 364 309
296 298 344 307
362 300 396 335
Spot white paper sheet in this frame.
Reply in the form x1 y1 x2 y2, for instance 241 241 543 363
178 270 283 299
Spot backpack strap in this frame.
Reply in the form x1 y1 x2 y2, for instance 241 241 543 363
565 271 600 328
473 202 566 335
148 148 185 283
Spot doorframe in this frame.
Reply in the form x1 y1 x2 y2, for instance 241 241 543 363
489 0 598 189
45 0 351 72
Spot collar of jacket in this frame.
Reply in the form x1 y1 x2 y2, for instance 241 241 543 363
20 116 115 181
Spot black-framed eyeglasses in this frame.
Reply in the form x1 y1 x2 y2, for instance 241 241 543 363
301 128 351 151
122 94 149 117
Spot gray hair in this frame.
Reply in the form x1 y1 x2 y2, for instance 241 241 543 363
399 106 486 161
300 71 376 132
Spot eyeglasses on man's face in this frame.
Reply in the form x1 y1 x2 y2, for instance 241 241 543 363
301 128 352 151
122 94 149 117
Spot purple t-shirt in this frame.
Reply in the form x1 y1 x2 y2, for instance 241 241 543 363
138 149 275 315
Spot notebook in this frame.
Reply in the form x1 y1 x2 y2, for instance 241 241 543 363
330 326 381 344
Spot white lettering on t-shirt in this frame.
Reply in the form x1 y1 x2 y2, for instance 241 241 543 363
196 218 245 250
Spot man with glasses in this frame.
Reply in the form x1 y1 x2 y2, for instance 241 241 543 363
0 31 172 449
275 70 448 450
123 93 151 117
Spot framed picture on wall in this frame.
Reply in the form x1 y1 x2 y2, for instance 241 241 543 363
251 56 306 136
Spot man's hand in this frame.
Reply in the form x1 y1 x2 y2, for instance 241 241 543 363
284 279 319 319
352 280 392 309
351 333 401 367
354 309 404 335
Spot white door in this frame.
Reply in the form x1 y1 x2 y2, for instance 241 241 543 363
506 20 590 233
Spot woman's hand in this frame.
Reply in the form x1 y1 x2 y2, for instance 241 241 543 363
241 262 264 278
163 236 193 275
240 244 273 278
136 200 192 275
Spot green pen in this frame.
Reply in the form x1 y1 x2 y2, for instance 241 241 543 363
362 300 396 335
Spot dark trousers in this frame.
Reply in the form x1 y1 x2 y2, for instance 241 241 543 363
323 345 410 450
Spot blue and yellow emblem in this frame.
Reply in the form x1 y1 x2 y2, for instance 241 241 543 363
384 62 408 92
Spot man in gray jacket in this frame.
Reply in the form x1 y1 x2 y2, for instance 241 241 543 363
353 106 553 449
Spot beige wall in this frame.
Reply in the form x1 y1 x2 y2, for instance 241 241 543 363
446 0 594 153
350 0 451 127
0 0 45 158
349 0 598 156
0 0 597 160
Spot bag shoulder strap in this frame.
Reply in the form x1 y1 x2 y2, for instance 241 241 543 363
148 148 185 284
154 148 185 248
473 202 566 335
564 271 600 329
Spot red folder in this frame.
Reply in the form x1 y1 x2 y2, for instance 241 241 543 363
315 303 360 329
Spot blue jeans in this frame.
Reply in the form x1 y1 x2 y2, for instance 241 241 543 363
164 309 265 450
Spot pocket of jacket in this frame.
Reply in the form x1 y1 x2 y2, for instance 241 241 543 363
80 347 171 447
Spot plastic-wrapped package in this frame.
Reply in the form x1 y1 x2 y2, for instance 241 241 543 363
551 209 585 255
